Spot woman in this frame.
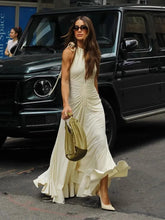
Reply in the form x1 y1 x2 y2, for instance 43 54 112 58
5 27 22 57
33 16 130 210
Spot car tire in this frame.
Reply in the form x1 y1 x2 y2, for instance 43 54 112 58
101 98 117 151
0 135 7 148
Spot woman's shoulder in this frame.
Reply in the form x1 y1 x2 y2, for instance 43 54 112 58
67 42 76 52
7 39 13 44
8 39 17 46
62 42 76 60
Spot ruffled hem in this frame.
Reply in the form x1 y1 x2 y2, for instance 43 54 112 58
33 160 130 204
76 160 130 197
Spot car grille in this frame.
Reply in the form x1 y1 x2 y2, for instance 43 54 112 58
0 80 17 114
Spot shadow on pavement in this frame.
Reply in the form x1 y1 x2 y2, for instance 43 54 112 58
112 117 165 156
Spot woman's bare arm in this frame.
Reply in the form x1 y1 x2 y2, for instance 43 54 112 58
61 47 75 120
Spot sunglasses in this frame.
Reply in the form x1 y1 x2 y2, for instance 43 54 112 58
73 25 88 31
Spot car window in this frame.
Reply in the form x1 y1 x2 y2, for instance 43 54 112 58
30 17 55 46
90 12 118 55
153 15 165 49
58 11 119 54
124 15 149 50
20 11 119 55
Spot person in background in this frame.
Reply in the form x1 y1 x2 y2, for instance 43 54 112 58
5 27 22 57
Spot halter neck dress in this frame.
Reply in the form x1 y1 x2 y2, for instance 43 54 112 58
33 46 130 204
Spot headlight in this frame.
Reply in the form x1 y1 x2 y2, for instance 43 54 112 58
34 79 52 98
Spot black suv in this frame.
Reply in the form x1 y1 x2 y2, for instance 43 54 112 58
1 5 165 149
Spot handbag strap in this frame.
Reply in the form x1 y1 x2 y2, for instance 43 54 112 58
67 112 73 117
48 71 61 96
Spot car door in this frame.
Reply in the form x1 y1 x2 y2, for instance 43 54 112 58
115 11 162 120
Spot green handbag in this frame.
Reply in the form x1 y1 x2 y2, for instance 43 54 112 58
65 116 87 161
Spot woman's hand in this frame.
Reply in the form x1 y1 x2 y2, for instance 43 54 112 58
5 49 12 57
62 105 73 120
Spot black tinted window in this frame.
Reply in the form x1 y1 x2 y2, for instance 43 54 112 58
20 11 119 54
124 15 149 50
153 15 165 48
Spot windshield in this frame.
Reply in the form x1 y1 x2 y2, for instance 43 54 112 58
20 11 119 55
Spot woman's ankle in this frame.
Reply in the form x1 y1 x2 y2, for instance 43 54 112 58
98 189 111 205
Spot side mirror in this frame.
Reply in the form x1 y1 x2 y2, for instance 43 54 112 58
120 38 138 59
123 38 138 52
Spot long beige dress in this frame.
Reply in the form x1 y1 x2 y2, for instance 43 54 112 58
33 47 130 204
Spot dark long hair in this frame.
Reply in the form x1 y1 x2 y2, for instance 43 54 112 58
64 16 101 79
13 27 22 41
